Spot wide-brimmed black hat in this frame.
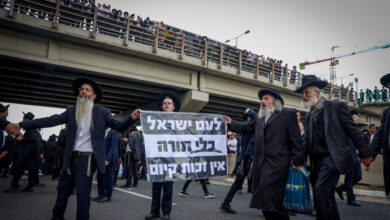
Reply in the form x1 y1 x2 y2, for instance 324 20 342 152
0 103 9 113
258 88 284 106
350 110 358 116
49 134 58 139
380 73 390 88
157 91 181 112
23 112 35 120
72 77 103 103
294 75 328 93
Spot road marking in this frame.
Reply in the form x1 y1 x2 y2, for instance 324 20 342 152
92 181 177 205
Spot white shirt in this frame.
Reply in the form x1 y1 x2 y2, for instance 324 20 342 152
370 134 375 144
228 138 237 152
73 117 93 152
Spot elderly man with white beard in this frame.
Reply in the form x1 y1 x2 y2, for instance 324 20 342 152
224 88 305 220
295 75 372 220
9 78 141 220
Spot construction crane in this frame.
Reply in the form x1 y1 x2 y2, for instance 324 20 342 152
299 42 390 84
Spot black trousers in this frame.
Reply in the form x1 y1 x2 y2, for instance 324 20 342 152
311 154 340 220
337 154 361 201
11 167 37 188
262 210 289 220
52 155 96 220
182 179 209 194
151 181 173 215
222 157 252 206
125 152 138 186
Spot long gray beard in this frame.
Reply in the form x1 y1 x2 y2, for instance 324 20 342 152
258 104 275 119
301 95 318 109
75 95 94 129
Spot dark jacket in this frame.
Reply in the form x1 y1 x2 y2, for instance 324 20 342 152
237 109 256 163
129 132 143 161
15 129 42 170
370 106 390 195
104 129 120 164
305 100 371 174
0 117 9 130
44 137 57 159
20 105 136 174
229 107 305 212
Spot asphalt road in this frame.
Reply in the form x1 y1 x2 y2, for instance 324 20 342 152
1 175 389 220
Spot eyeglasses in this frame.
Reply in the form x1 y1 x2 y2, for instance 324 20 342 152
162 102 173 106
301 90 315 96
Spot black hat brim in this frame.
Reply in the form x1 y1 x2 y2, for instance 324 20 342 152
294 81 328 93
258 89 284 106
380 74 390 88
72 78 103 103
157 91 181 112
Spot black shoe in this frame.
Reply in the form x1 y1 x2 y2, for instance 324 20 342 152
347 200 361 206
220 204 236 214
335 187 344 200
21 186 33 192
34 183 45 187
91 195 104 201
247 189 253 193
310 210 316 217
133 184 138 187
237 189 242 194
145 212 160 220
97 197 111 203
161 213 170 220
4 186 19 193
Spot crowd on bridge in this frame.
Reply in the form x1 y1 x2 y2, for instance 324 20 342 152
0 0 362 104
1 73 390 220
359 86 389 105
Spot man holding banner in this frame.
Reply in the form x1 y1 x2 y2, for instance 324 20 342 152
142 91 228 220
144 91 180 220
224 88 305 220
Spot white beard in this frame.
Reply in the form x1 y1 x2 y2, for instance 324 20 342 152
302 95 318 109
258 104 275 120
75 95 94 129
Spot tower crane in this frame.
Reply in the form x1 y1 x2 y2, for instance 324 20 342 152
299 42 390 84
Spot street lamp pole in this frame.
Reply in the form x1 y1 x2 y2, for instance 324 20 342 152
225 30 250 47
339 73 354 85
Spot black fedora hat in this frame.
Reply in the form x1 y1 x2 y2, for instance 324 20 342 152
72 77 103 103
258 88 284 106
0 103 9 113
380 73 390 88
23 112 35 120
294 75 328 93
157 91 181 112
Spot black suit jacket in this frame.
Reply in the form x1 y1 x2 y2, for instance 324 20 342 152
306 99 371 174
20 105 136 174
370 107 390 158
0 117 9 131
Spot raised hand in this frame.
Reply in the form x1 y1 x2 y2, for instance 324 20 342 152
5 123 21 135
223 115 232 125
131 109 142 119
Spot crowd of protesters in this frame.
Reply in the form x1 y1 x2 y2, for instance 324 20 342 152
359 86 389 105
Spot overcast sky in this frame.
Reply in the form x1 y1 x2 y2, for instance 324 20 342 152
3 0 390 139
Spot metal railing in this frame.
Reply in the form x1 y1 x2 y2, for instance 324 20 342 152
0 0 358 104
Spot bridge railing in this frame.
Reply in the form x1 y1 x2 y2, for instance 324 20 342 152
1 0 358 104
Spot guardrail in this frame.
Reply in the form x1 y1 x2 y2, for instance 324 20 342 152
0 0 359 104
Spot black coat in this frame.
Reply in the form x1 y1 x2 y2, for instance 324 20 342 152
0 117 9 130
370 106 390 195
129 132 144 161
305 100 371 174
15 129 42 170
20 105 136 174
230 108 305 212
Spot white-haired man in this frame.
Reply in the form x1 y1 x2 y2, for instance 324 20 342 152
224 88 305 220
295 75 372 220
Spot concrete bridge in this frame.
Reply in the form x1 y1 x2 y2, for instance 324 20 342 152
0 1 383 125
0 0 387 187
